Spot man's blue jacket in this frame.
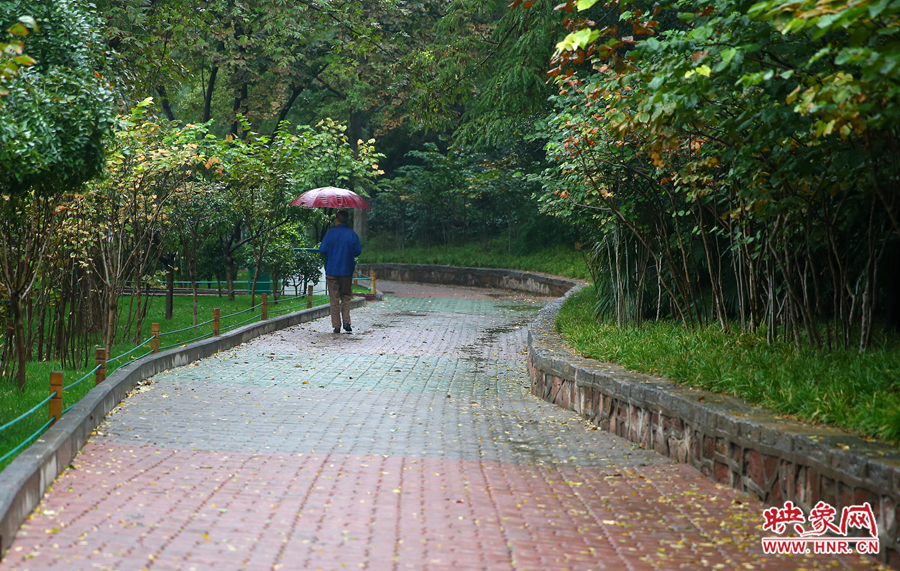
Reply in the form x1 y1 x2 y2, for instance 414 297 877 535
318 223 362 277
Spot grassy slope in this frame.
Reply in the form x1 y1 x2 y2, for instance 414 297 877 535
556 286 900 444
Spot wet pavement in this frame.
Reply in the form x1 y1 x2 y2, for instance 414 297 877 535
0 282 885 571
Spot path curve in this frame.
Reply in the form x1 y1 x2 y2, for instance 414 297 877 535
0 282 882 571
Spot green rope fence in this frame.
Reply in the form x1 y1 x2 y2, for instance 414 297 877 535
0 285 341 468
0 419 54 465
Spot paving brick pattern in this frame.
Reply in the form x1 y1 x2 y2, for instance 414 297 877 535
0 282 884 571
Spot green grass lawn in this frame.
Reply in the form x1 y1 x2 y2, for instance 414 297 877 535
359 240 590 280
0 288 333 469
556 285 900 444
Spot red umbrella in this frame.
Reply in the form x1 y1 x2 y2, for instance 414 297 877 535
290 186 371 210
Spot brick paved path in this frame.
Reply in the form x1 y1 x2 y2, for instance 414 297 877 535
0 282 884 571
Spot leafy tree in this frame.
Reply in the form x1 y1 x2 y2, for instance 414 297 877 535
283 247 323 296
0 15 36 95
257 223 321 299
538 0 899 350
0 0 115 388
374 141 551 250
83 103 210 354
0 0 114 195
211 117 382 305
169 178 221 325
96 0 430 137
399 1 569 147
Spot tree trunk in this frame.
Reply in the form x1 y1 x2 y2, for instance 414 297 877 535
273 86 304 135
223 223 241 301
36 289 46 362
121 278 138 343
250 246 266 310
105 287 117 359
156 86 176 121
231 83 248 137
226 259 236 301
203 64 219 124
134 280 151 344
166 267 174 320
9 291 27 390
192 278 199 325
250 262 259 310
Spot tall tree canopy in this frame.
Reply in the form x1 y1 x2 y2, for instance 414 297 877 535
0 0 114 194
96 0 444 141
536 0 900 350
0 0 116 388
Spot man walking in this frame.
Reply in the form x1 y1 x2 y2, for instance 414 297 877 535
318 210 362 333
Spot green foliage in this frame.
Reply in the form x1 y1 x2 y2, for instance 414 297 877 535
372 142 565 251
96 0 440 142
287 248 324 294
749 0 900 135
0 0 114 194
201 116 382 302
557 286 900 442
250 223 322 293
0 16 36 93
0 0 116 388
360 239 590 280
538 0 900 350
404 0 567 147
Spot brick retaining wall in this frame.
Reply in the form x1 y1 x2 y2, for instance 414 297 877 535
528 286 900 567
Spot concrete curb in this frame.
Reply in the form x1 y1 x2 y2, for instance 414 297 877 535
526 285 900 567
0 298 365 554
357 263 579 297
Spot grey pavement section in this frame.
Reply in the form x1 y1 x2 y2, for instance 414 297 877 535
99 288 671 471
0 298 364 556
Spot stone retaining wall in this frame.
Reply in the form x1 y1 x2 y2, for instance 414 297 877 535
357 263 576 297
352 264 900 565
528 286 900 567
0 298 365 556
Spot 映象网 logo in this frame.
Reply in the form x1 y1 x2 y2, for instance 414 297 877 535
761 500 879 555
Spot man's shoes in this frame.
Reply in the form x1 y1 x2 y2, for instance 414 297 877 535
333 327 341 334
343 324 352 333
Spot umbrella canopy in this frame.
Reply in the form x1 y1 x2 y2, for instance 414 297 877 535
290 186 371 210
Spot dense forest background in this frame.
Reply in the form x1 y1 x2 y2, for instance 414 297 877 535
0 0 898 391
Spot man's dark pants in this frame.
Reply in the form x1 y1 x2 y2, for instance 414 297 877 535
326 275 353 329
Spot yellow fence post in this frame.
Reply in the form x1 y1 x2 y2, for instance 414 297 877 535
151 323 160 353
307 285 314 308
213 308 220 336
371 270 377 295
49 371 62 424
262 294 268 320
95 348 106 385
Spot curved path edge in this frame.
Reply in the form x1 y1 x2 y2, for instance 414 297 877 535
0 298 365 556
526 280 900 567
363 262 899 566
